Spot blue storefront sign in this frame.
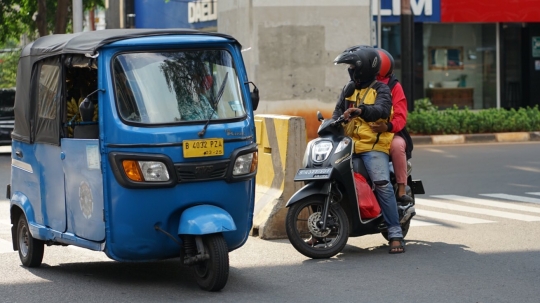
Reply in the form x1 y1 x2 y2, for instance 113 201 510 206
135 0 217 29
372 0 441 23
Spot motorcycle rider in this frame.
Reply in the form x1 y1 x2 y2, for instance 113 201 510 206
370 48 414 204
332 46 405 254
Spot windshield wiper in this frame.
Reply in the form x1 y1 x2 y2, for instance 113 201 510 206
198 72 228 138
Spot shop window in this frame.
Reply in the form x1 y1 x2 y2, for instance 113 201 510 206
428 46 463 70
423 24 497 109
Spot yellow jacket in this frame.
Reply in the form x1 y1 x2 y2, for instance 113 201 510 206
341 82 394 154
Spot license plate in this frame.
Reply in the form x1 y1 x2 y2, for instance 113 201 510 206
294 168 332 181
183 138 224 158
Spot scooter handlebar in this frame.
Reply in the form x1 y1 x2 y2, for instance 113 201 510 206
332 115 347 126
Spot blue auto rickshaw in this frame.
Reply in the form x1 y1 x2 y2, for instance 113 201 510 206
6 29 260 291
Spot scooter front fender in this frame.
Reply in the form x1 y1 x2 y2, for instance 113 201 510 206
285 181 330 207
178 205 237 235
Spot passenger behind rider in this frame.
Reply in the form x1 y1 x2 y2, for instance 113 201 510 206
332 46 405 254
369 48 414 204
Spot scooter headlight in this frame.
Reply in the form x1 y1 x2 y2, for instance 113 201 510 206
334 137 351 154
311 140 333 163
122 160 170 182
302 141 314 167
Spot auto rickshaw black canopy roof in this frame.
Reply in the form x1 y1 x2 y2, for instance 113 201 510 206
13 29 240 144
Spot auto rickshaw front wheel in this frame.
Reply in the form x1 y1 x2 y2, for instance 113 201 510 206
192 234 229 291
17 215 44 267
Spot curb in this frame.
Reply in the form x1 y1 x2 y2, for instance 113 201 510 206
412 131 540 145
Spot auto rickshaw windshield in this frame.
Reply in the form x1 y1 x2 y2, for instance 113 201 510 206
113 49 246 124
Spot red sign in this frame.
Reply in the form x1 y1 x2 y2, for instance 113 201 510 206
441 0 540 23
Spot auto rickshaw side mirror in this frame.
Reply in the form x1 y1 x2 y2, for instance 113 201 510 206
247 81 259 111
79 97 95 122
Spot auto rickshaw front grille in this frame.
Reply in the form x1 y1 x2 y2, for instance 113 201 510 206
174 160 230 182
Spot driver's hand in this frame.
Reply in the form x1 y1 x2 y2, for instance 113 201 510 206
369 122 388 133
343 108 361 121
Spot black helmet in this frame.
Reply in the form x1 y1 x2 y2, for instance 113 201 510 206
334 46 381 83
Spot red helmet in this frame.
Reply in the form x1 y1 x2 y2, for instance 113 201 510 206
376 48 394 78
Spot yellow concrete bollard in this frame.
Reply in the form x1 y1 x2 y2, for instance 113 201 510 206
252 114 306 239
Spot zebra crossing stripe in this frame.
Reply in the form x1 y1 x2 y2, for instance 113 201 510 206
432 195 540 214
526 192 540 197
479 194 540 205
415 198 540 222
416 209 494 224
0 220 11 226
410 220 440 227
0 239 13 254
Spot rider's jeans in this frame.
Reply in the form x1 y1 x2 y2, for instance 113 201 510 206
354 151 403 240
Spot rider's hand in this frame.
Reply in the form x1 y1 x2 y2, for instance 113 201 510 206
369 122 388 133
343 108 361 121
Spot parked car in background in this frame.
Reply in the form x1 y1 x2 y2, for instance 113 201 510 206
0 88 15 145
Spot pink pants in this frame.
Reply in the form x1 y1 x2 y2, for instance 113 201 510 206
390 135 407 185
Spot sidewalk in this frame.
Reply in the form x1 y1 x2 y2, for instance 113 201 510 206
411 131 540 145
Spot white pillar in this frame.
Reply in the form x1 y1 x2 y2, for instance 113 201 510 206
377 0 381 47
73 0 83 33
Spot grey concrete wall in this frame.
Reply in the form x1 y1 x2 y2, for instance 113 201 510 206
219 0 372 128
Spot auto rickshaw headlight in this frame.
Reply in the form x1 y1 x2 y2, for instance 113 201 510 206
233 152 258 175
139 161 170 181
122 160 170 182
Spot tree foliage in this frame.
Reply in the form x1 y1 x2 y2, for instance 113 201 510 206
0 39 20 88
0 0 104 45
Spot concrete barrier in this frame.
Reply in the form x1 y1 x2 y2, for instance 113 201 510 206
251 114 306 239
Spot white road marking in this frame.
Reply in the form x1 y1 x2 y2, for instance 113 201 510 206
415 198 540 222
480 193 540 205
415 208 495 224
0 145 11 154
432 195 540 214
0 239 13 254
410 220 440 227
527 192 540 196
0 219 11 226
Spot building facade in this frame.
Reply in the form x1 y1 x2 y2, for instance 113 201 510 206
373 0 540 109
114 0 540 111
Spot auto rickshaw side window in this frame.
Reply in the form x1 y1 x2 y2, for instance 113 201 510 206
38 61 61 120
33 56 63 145
64 55 99 138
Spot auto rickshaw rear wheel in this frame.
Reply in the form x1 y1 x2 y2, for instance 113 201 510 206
192 234 229 291
17 214 44 267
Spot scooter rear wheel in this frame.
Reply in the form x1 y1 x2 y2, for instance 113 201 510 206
192 234 229 292
286 197 349 259
17 214 44 267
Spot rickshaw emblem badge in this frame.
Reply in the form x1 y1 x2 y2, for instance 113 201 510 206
79 181 93 219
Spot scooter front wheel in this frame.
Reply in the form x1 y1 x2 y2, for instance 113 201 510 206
286 196 349 259
192 234 229 292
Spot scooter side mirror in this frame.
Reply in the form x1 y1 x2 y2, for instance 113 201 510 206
79 97 95 122
343 81 356 98
317 111 324 122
